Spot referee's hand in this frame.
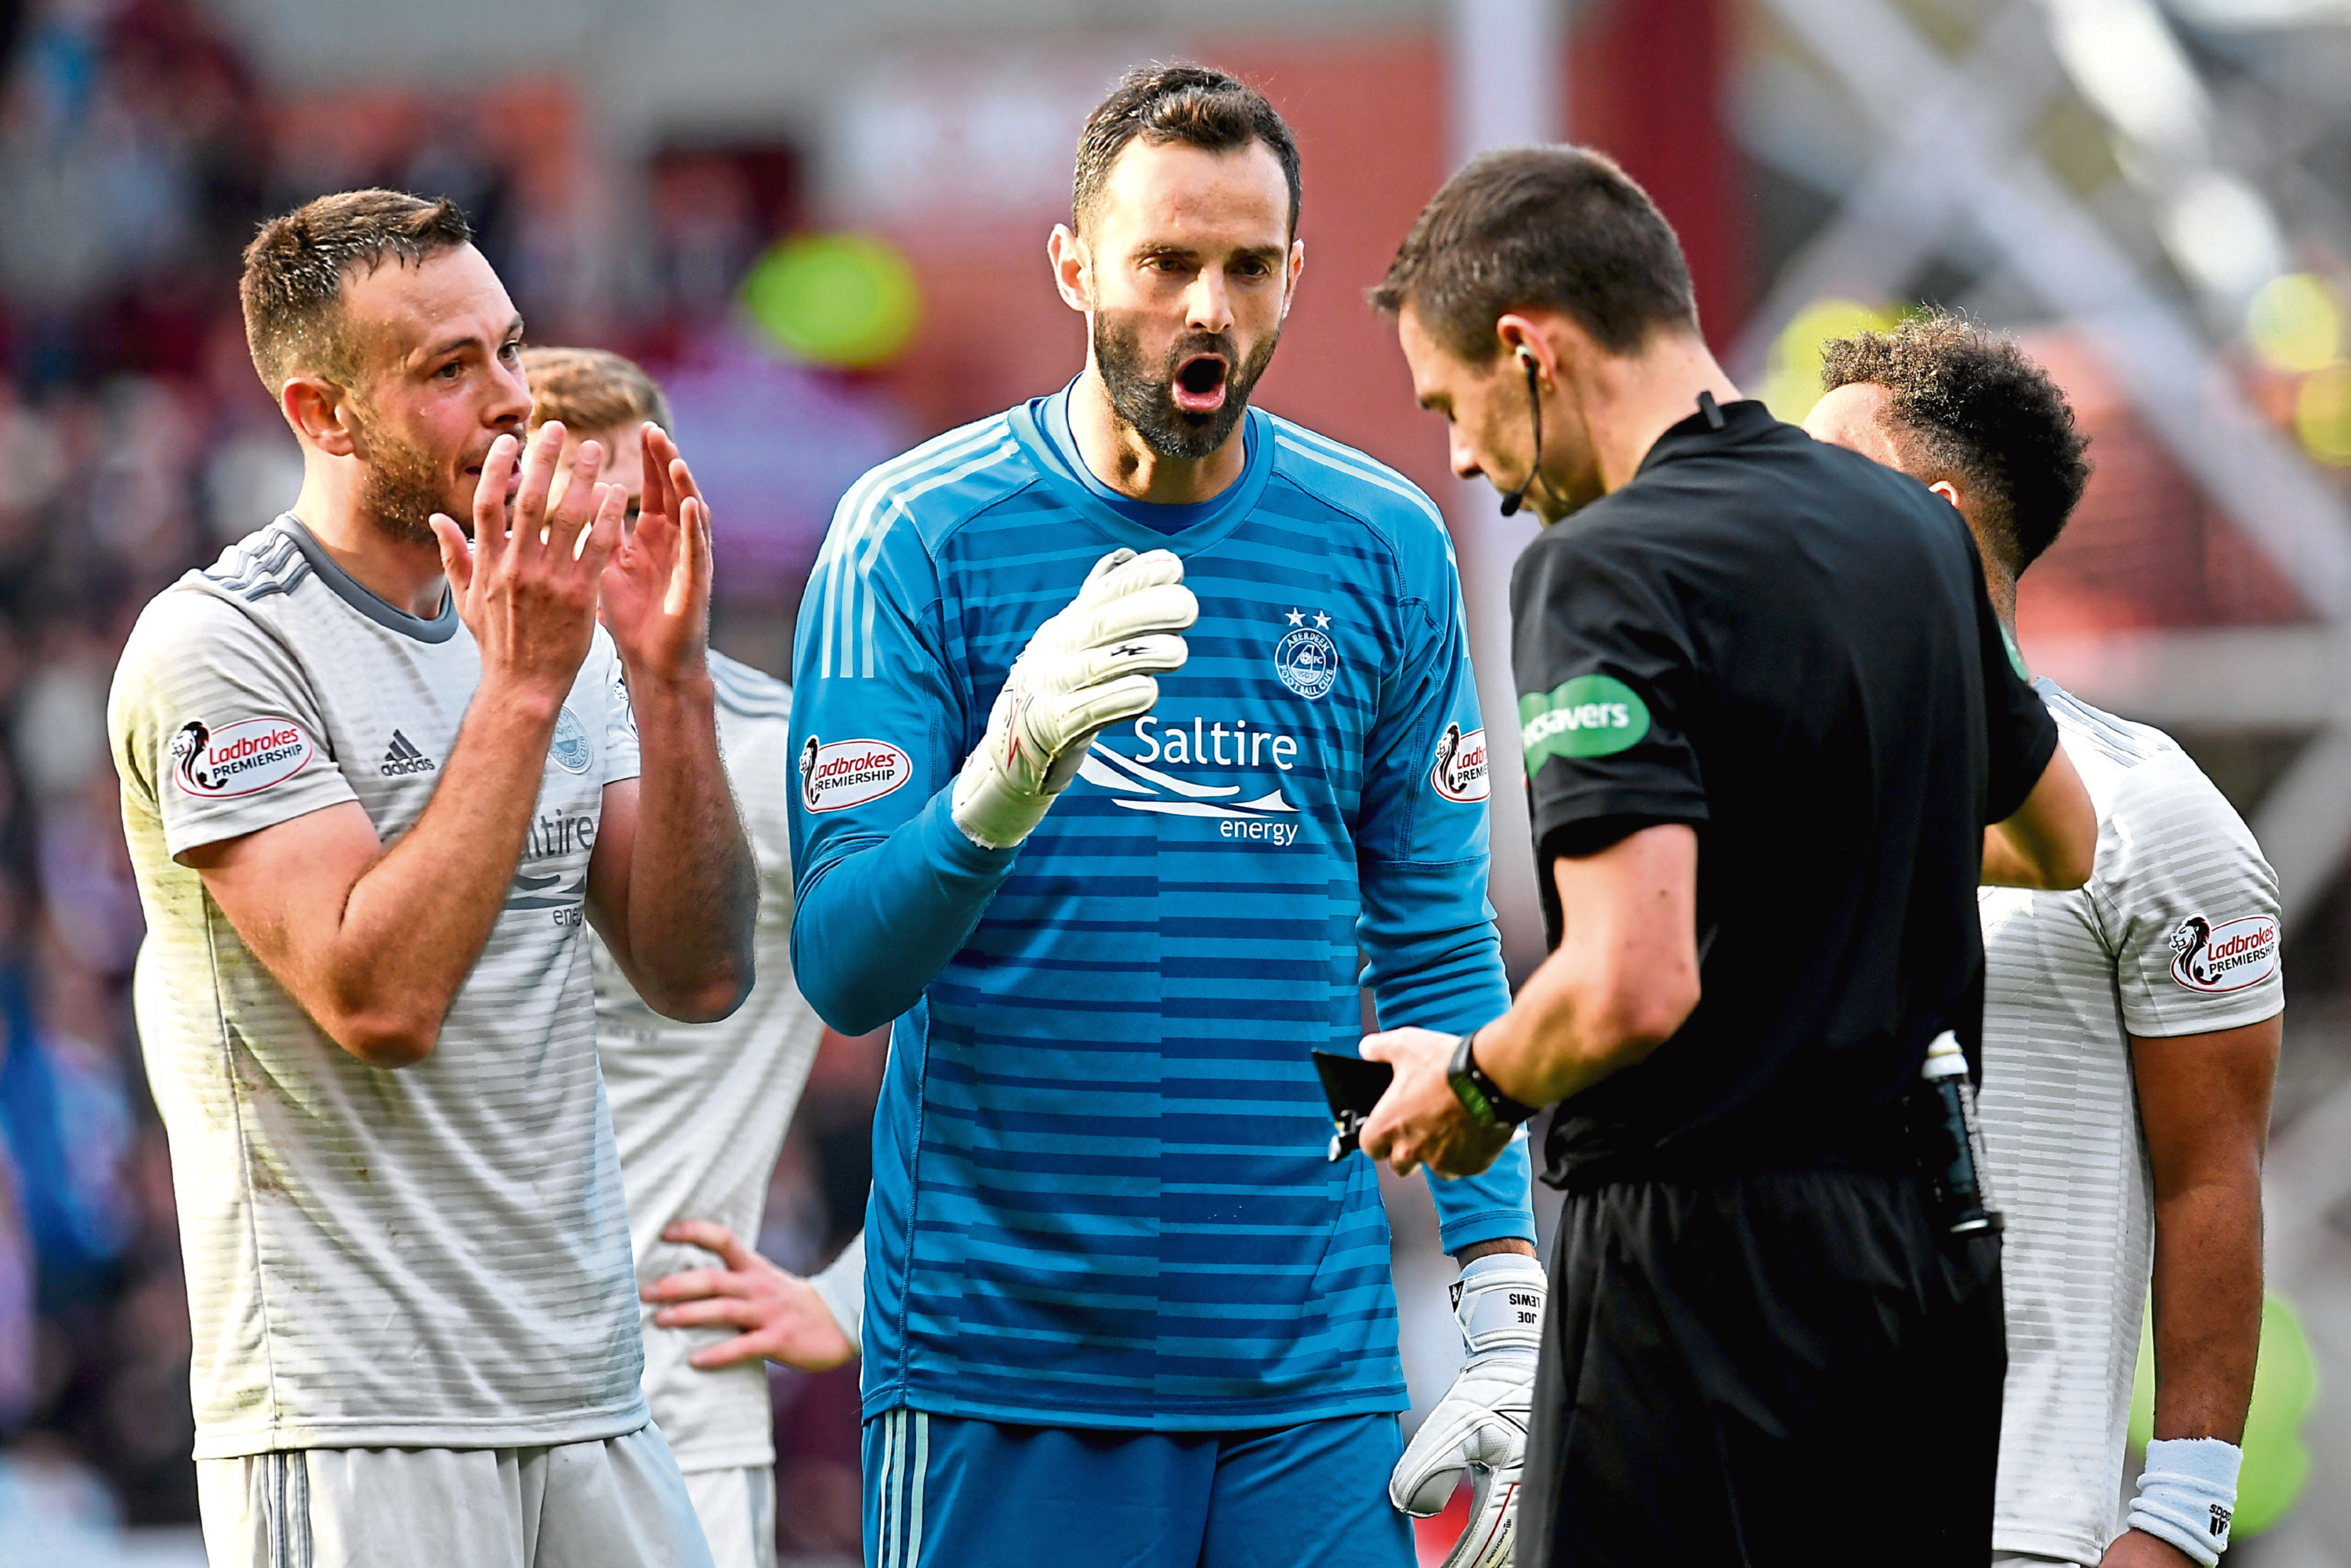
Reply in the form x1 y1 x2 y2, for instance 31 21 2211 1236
1359 1027 1513 1180
643 1219 856 1373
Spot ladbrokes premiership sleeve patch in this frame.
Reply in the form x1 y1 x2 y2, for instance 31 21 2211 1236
2107 748 2283 1039
2166 914 2280 994
171 715 315 798
1429 724 1491 803
797 737 910 813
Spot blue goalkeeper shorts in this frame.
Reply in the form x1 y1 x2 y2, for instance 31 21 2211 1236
860 1407 1416 1568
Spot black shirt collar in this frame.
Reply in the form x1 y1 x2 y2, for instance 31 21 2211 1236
1634 397 1779 479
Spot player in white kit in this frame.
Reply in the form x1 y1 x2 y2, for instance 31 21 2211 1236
1807 313 2282 1568
520 346 843 1568
107 192 758 1567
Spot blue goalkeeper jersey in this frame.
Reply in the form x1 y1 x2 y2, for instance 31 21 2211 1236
788 388 1534 1431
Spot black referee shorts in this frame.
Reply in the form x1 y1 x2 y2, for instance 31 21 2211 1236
1517 1165 2005 1568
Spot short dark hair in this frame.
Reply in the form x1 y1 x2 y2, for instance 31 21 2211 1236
521 346 672 438
1074 63 1301 237
1371 145 1697 361
241 189 474 393
1817 312 2093 574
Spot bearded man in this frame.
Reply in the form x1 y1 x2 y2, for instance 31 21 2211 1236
108 190 756 1567
784 63 1540 1568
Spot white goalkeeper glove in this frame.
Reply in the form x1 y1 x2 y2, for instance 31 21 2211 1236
1392 1251 1545 1568
951 547 1196 849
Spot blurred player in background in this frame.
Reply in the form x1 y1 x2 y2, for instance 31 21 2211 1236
1364 149 2096 1567
521 346 858 1568
788 65 1541 1568
1809 315 2283 1568
107 192 756 1567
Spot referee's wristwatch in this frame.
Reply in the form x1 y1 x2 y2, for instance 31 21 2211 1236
1447 1030 1538 1128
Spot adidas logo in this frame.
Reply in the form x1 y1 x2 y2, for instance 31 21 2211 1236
380 730 438 777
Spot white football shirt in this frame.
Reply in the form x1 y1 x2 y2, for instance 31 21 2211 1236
1980 681 2283 1563
591 651 826 1474
110 516 648 1458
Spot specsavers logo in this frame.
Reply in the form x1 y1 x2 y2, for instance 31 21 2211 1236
1431 723 1491 803
2168 914 2280 994
1077 715 1305 846
799 736 910 813
171 716 313 798
1520 675 1650 774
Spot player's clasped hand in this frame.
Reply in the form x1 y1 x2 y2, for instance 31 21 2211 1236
598 423 715 683
951 546 1199 849
1359 1027 1514 1179
428 422 625 699
642 1220 856 1373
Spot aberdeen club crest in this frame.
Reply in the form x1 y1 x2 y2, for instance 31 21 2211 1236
1274 609 1339 701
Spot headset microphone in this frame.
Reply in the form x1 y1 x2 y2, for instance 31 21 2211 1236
1498 347 1544 518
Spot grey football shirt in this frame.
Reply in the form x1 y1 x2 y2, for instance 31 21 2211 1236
592 651 826 1474
1980 681 2283 1563
110 516 647 1458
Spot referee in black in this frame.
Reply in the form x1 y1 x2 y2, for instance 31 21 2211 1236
1357 147 2098 1566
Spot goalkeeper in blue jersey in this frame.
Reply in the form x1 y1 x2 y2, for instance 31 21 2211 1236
788 65 1541 1568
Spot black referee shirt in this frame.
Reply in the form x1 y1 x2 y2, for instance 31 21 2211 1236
1511 397 2058 1185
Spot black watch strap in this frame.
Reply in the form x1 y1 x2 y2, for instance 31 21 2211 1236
1448 1030 1538 1128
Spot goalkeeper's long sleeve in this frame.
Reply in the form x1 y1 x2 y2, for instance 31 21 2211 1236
1361 856 1537 1252
791 787 1016 1037
1353 549 1536 1252
788 547 1187 1036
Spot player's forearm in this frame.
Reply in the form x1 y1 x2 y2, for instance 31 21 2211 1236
793 788 1018 1036
2133 1019 2278 1446
320 681 562 1063
2149 1173 2264 1443
618 670 756 1021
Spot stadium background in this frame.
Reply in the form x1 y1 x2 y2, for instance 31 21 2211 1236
0 0 2342 1561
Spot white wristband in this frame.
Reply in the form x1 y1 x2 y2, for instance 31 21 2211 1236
2127 1436 2241 1566
1453 1251 1546 1357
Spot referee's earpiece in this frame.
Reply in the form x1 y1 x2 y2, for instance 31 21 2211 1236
1499 346 1546 519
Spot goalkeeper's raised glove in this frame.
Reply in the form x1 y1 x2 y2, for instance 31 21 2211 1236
1391 1251 1546 1568
951 547 1196 850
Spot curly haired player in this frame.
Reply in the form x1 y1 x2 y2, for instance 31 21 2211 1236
1809 311 2281 1568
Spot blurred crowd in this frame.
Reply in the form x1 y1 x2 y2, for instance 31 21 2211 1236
0 0 899 1552
0 0 277 1534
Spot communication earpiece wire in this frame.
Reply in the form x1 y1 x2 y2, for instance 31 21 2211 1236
1499 353 1544 518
